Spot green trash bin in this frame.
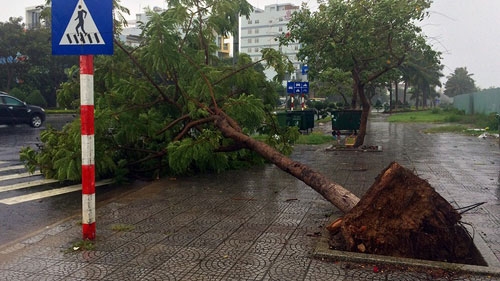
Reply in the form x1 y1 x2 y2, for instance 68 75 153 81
301 110 315 132
331 110 362 131
276 111 288 127
275 110 315 133
288 110 315 132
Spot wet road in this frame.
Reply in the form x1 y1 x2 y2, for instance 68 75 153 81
0 114 142 246
0 114 74 161
0 115 75 245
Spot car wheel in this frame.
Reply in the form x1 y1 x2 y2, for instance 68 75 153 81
30 114 43 128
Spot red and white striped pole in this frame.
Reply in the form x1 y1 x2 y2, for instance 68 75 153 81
80 55 96 240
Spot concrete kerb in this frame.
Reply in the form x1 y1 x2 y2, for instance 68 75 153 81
313 217 500 277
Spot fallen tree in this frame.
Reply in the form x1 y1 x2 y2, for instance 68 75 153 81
215 113 476 263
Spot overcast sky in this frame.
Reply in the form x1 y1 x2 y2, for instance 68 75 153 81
2 0 499 88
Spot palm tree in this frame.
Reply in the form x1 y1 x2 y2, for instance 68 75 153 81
443 67 478 97
400 46 443 108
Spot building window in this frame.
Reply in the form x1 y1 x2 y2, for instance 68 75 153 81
255 38 259 43
248 29 252 34
247 48 252 53
248 20 252 24
254 48 259 52
248 38 252 43
255 29 259 34
279 26 283 32
279 17 283 22
255 19 259 24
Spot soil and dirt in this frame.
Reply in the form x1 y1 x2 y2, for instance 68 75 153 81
327 162 483 265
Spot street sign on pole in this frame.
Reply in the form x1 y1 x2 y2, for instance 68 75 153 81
52 0 113 240
286 81 309 94
52 0 113 55
301 65 308 75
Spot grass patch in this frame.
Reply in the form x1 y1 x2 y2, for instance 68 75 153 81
46 109 78 114
111 223 135 232
388 110 499 135
316 116 332 123
252 131 333 145
387 110 466 123
296 132 333 145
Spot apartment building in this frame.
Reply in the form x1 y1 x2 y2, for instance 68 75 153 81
240 3 304 81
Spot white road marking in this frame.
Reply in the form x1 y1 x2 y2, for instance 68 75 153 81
0 179 59 192
0 179 114 205
0 171 42 182
0 165 25 172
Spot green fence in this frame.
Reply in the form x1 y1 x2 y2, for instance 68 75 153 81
453 88 500 115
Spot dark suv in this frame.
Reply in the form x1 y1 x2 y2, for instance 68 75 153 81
0 92 46 128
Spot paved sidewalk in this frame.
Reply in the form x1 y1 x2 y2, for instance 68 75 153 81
0 113 499 280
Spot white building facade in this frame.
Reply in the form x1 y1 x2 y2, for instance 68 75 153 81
240 3 305 81
25 5 46 29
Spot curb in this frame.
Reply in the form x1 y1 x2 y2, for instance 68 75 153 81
314 217 500 277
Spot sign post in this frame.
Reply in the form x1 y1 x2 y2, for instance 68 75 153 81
80 55 95 239
52 0 113 240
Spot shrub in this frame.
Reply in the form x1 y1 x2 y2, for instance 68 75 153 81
25 90 48 107
431 108 441 114
8 88 28 101
443 114 463 123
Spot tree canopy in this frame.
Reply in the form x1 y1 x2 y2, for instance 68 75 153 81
283 0 440 146
0 17 77 107
443 67 478 97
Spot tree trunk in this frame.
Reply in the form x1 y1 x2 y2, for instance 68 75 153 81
214 115 360 213
403 81 408 106
353 81 370 148
394 80 399 110
387 84 393 113
350 79 358 109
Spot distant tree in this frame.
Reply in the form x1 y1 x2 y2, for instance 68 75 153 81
443 67 478 97
312 68 352 105
402 45 443 108
284 0 436 147
0 16 77 107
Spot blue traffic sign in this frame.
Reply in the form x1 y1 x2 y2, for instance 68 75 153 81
287 81 295 93
52 0 113 55
301 65 309 75
287 81 309 94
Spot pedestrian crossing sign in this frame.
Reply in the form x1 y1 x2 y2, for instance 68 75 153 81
52 0 113 55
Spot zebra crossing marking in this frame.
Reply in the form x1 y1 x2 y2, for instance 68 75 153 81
0 179 113 205
0 179 59 192
0 172 42 182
